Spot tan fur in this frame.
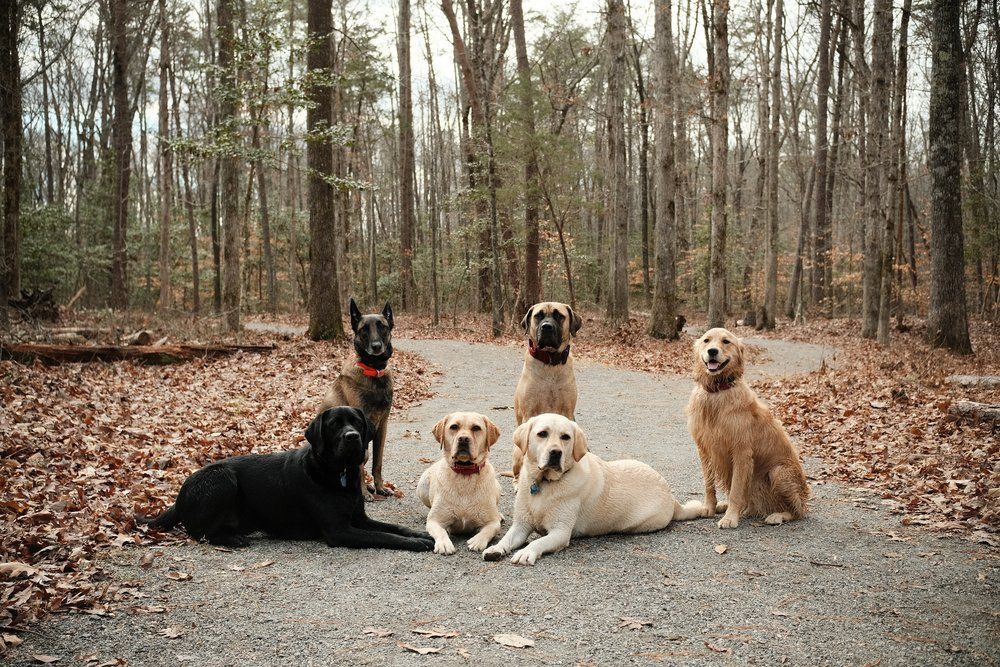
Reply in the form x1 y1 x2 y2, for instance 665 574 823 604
417 412 503 555
513 302 580 426
483 414 703 565
686 327 810 529
319 358 391 501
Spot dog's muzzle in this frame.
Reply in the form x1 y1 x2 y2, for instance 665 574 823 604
536 320 561 349
543 449 562 470
703 355 730 374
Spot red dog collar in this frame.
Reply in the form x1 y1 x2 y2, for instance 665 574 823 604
450 462 482 475
705 376 737 393
528 339 571 366
356 361 387 378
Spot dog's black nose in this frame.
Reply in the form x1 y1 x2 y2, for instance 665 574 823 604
540 321 555 333
547 450 562 466
344 430 362 442
457 436 471 449
369 341 384 353
707 347 719 358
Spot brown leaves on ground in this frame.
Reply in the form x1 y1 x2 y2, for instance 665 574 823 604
751 319 999 541
0 328 435 631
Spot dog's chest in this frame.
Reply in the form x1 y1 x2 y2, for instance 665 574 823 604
356 375 393 411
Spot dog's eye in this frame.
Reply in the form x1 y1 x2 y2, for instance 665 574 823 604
536 430 548 438
703 338 709 343
722 339 730 345
471 424 482 432
449 424 459 431
560 434 571 441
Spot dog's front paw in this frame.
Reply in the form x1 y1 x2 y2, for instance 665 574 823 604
510 548 538 566
482 545 507 562
700 502 717 518
466 533 492 552
718 514 740 529
434 538 456 555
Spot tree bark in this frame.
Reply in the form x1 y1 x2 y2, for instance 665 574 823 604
511 0 540 312
0 0 22 320
762 0 783 329
169 64 199 314
707 0 729 328
109 0 132 310
605 0 629 325
157 0 172 310
397 0 416 309
218 0 241 331
306 0 344 339
926 0 972 353
648 0 678 339
810 0 832 314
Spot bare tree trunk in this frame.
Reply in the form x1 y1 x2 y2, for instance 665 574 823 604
169 64 199 314
926 0 972 353
632 34 651 299
649 0 678 339
218 0 240 330
306 0 344 339
397 0 416 309
606 0 629 325
810 0 832 315
0 0 22 320
762 0 782 329
157 0 172 310
109 0 132 310
37 5 55 206
707 0 729 328
512 0 540 312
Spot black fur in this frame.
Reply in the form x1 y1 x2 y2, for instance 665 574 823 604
137 407 433 551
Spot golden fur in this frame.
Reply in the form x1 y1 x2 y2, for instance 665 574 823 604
686 328 810 528
417 412 503 554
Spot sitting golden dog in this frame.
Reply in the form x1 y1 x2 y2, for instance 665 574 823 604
686 327 810 529
417 412 503 555
484 413 703 565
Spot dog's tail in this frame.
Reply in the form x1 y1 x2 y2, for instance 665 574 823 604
671 498 705 522
134 504 179 530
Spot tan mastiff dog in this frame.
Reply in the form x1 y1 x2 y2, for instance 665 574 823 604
512 302 582 478
417 412 503 555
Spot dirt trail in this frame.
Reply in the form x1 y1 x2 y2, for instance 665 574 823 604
9 333 997 666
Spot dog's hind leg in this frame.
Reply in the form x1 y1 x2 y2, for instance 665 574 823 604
765 464 809 525
176 467 248 547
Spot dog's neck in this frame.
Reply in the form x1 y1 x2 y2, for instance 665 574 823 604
450 462 482 475
704 374 739 393
528 339 570 366
355 360 388 377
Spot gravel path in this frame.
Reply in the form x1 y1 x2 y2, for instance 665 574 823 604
10 335 997 666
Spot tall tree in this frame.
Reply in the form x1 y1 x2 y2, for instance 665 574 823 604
218 0 241 330
157 0 172 310
109 0 132 310
306 0 344 339
762 0 783 329
810 0 832 314
397 0 416 309
605 0 629 325
511 0 540 311
707 0 729 328
926 0 972 353
648 0 678 339
0 0 22 320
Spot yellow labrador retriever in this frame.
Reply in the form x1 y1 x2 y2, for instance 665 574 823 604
686 327 810 529
483 413 703 565
417 412 503 555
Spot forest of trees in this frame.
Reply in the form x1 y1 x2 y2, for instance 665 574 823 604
1 0 996 353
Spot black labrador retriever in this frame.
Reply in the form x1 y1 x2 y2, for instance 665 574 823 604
137 407 433 551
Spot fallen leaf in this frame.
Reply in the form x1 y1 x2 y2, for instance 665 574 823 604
140 552 158 568
412 628 459 639
714 544 728 555
704 642 731 654
159 625 185 639
250 559 274 569
399 643 441 655
3 633 24 647
363 627 394 638
619 617 653 631
32 656 60 664
165 571 192 581
870 400 889 409
418 457 435 464
0 562 38 578
493 634 534 648
456 647 471 658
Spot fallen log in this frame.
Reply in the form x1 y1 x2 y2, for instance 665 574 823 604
946 375 1000 389
950 401 1000 422
0 342 275 366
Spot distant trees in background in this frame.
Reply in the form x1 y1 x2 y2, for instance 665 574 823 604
1 0 996 353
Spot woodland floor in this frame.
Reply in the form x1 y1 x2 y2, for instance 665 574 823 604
1 314 998 665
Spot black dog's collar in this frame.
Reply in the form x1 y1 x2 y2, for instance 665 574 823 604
528 340 570 365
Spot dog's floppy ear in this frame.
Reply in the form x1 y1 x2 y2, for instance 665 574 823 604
571 422 589 462
567 305 582 336
483 416 501 449
382 302 394 329
511 446 524 478
520 305 535 333
512 419 532 453
349 298 363 332
305 411 325 448
431 414 450 449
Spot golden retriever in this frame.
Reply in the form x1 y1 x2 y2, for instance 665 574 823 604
417 412 503 554
686 327 810 528
483 413 703 565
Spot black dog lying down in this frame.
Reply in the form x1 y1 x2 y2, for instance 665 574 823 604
138 407 433 551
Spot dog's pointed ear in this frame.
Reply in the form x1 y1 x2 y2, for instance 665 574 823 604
520 305 534 333
571 422 589 462
382 302 394 329
567 305 582 336
483 416 501 449
431 414 450 449
349 298 363 332
305 411 325 448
